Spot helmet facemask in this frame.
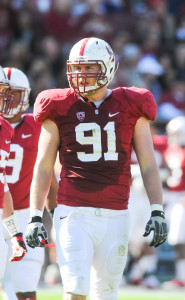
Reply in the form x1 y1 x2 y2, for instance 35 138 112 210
3 87 29 118
67 60 108 95
0 84 17 115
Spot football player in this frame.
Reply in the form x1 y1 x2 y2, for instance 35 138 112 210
1 67 58 300
25 37 167 300
0 66 27 282
163 116 185 288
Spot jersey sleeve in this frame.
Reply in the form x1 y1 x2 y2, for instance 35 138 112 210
34 88 72 123
34 90 60 123
125 87 157 121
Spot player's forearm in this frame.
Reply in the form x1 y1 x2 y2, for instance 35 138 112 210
141 164 163 206
30 119 59 214
30 165 52 212
2 190 14 219
45 171 58 211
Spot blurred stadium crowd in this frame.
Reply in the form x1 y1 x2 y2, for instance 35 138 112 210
1 0 185 292
0 0 185 125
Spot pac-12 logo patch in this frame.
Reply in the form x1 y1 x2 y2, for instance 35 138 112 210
76 112 85 121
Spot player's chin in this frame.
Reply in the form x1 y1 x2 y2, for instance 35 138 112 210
81 92 90 97
81 89 95 97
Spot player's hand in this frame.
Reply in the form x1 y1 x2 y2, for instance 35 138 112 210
143 210 167 247
9 233 27 262
25 216 48 248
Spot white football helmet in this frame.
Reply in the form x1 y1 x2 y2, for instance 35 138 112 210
67 37 118 94
166 116 185 147
3 67 31 118
0 65 16 115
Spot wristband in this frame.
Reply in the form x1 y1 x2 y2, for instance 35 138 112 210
30 209 43 218
151 204 163 212
2 213 21 237
151 210 165 219
28 216 42 224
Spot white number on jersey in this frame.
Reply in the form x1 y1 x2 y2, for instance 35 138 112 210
0 149 9 184
5 144 23 184
75 122 118 162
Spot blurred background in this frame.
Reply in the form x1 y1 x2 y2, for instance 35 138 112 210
1 0 185 126
1 0 185 294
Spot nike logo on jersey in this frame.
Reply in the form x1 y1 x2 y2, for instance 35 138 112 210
5 140 11 144
22 134 32 139
60 216 67 220
109 112 120 117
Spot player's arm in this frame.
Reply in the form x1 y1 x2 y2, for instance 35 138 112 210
25 119 59 248
2 188 14 219
133 117 167 247
3 189 14 219
45 170 58 219
3 187 27 261
133 117 163 206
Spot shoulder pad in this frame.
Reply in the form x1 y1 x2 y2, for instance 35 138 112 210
118 86 157 121
34 88 75 123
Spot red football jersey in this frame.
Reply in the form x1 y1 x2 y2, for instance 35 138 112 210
0 116 14 208
164 145 185 191
34 87 157 210
5 114 41 209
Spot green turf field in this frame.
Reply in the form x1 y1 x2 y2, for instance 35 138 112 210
34 292 184 300
1 287 184 300
37 290 185 300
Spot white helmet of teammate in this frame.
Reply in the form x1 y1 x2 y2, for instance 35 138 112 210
166 116 185 146
67 37 118 94
3 67 31 117
0 65 16 114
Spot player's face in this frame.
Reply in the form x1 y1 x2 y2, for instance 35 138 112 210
72 64 100 93
9 89 22 109
2 88 23 119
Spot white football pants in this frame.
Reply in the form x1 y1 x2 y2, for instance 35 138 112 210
54 205 130 300
0 210 8 281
